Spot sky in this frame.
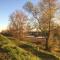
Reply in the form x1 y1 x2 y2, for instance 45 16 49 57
0 0 26 31
0 0 38 32
0 0 60 32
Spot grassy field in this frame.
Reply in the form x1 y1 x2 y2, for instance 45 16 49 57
0 35 60 60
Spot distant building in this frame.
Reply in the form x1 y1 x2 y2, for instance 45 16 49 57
28 28 42 37
28 28 48 37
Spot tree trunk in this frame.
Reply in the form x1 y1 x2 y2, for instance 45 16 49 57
45 32 50 51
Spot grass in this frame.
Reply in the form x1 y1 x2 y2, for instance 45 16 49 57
0 35 41 60
0 35 60 60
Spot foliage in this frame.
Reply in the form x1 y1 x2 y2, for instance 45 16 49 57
9 11 27 40
23 0 58 50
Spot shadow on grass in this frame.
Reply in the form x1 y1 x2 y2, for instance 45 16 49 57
19 44 59 60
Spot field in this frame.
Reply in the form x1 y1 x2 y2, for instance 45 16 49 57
0 35 60 60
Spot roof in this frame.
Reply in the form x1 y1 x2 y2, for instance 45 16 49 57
31 28 41 32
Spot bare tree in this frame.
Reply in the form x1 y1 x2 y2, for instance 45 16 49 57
24 0 57 50
9 11 27 40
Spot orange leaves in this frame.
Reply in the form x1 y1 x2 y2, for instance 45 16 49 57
43 7 56 19
9 11 27 39
44 0 56 2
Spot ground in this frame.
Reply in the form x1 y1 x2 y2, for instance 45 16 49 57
0 35 60 60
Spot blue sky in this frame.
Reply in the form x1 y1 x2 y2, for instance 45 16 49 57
0 0 60 31
0 0 27 31
0 0 38 31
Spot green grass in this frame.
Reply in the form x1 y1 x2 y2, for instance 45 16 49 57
0 35 60 60
0 35 41 60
